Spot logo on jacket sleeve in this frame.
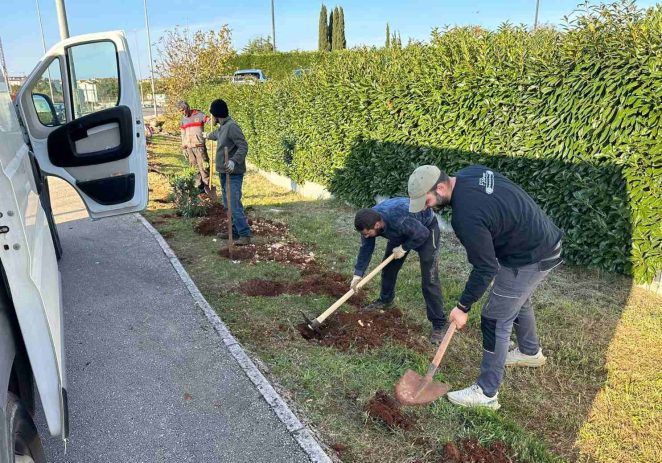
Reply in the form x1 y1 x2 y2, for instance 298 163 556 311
479 170 495 194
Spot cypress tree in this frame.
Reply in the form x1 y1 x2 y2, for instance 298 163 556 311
328 10 334 50
339 6 346 49
385 23 390 48
318 5 328 51
332 7 340 50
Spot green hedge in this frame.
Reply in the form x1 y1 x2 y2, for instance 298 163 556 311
228 51 325 80
188 4 662 283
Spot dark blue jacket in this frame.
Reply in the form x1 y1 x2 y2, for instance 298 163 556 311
354 197 435 276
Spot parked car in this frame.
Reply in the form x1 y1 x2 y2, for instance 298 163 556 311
53 103 65 123
293 68 312 77
232 69 268 84
1 30 147 462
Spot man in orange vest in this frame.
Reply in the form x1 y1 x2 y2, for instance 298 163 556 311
178 100 210 193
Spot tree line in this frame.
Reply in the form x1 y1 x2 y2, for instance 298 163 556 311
319 4 346 51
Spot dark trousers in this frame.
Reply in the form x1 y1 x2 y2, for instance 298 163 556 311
379 221 446 329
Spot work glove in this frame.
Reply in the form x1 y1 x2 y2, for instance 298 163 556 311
392 245 407 259
201 132 209 140
350 275 362 291
223 160 235 173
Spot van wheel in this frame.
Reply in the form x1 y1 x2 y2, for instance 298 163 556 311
5 393 46 463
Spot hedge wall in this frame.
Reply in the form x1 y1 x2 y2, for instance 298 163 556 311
228 51 325 80
188 4 662 283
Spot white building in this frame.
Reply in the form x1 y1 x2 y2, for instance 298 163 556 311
77 80 98 104
7 75 26 88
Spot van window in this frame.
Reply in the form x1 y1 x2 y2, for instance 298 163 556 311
31 58 65 126
67 41 120 119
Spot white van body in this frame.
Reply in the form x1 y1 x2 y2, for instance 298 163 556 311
0 31 147 462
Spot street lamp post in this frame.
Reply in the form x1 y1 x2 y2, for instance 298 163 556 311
54 0 70 40
271 0 276 52
143 0 158 118
534 0 541 30
36 0 55 102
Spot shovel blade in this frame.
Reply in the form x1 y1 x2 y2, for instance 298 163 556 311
204 185 218 201
299 311 321 333
394 369 449 406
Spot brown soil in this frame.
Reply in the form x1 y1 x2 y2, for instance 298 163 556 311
330 443 348 455
195 203 288 237
297 308 426 352
239 271 367 307
440 439 514 463
218 246 257 260
217 241 316 268
365 391 416 430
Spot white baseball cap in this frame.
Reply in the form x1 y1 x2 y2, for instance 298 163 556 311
408 165 441 213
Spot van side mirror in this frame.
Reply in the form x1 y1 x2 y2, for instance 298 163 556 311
32 93 61 127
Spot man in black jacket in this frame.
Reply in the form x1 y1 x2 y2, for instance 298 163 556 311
408 165 563 410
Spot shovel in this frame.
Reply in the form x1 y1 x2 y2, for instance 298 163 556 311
204 122 218 201
395 322 457 406
223 146 234 259
301 253 397 333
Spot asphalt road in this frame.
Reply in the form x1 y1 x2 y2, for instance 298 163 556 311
35 179 321 462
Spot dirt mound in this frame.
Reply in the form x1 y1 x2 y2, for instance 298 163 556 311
440 439 513 463
365 391 416 430
195 209 287 237
330 443 348 456
297 308 426 352
251 218 288 236
218 241 316 268
239 271 367 307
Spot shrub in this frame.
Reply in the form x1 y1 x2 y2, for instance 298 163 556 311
169 168 207 218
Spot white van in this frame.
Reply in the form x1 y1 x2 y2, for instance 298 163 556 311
0 31 147 462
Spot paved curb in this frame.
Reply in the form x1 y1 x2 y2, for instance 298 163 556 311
138 214 332 463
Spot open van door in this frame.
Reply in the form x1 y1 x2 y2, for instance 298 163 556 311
3 31 146 446
16 31 147 218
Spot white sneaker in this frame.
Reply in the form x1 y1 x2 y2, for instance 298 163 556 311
447 384 501 410
505 347 547 367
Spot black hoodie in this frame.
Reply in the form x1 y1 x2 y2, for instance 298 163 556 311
451 165 563 311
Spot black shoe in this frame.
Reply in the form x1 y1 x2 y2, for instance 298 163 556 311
361 299 395 312
429 324 449 345
235 236 251 246
219 230 238 240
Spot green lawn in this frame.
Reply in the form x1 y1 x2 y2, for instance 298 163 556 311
144 135 661 463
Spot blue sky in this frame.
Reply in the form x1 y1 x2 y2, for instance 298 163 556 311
2 0 659 77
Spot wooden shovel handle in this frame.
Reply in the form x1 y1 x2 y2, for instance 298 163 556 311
224 147 234 251
315 253 397 325
208 121 213 180
430 322 457 369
